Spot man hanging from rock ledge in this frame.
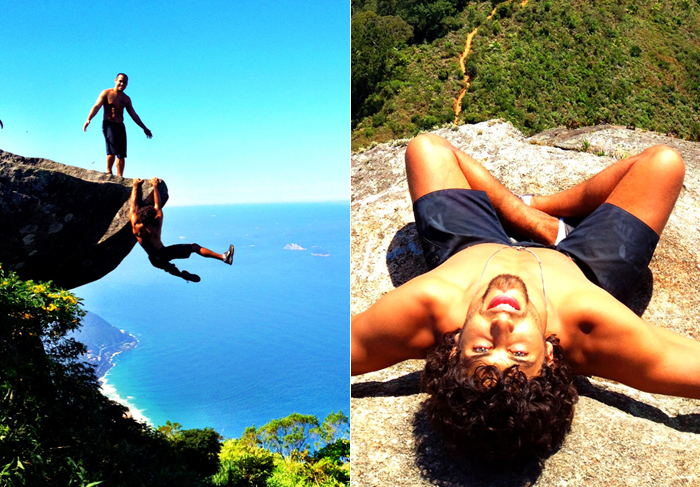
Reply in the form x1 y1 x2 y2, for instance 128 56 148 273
351 132 700 466
130 177 234 282
83 73 152 177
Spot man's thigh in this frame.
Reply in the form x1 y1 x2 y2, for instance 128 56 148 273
405 133 471 203
414 189 511 270
557 203 659 304
159 244 194 261
604 145 684 235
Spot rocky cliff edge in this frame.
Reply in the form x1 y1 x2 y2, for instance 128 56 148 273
0 150 168 289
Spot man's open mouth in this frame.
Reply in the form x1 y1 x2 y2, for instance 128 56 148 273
487 294 521 312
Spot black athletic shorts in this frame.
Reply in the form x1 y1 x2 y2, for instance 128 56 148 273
147 244 193 270
413 189 659 303
102 120 127 158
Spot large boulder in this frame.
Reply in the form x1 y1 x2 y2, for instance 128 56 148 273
0 150 168 289
351 121 700 486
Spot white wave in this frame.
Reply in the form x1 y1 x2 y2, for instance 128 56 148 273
100 377 151 426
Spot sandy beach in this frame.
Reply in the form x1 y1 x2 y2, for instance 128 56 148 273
100 375 151 425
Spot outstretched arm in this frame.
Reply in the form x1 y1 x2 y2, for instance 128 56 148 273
125 100 152 138
352 275 463 375
83 91 106 131
569 289 700 399
129 178 143 225
149 177 162 213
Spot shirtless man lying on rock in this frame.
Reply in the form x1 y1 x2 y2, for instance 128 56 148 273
351 133 697 464
130 177 233 282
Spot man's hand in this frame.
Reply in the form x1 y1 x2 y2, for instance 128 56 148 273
144 128 152 139
149 177 158 187
133 178 143 186
83 120 90 131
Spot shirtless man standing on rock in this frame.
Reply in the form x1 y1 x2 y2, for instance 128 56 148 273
130 177 234 282
84 73 152 177
351 133 699 465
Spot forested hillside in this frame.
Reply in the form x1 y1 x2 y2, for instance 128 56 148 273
351 0 700 151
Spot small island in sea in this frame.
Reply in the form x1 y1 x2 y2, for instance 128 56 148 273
69 311 138 379
310 246 330 257
283 243 306 250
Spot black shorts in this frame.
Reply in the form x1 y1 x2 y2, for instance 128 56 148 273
147 244 193 270
413 189 659 303
102 120 127 158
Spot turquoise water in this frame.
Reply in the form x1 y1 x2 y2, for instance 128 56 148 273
74 202 349 438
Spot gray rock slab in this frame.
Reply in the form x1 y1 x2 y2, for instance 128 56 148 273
351 120 700 486
0 149 168 289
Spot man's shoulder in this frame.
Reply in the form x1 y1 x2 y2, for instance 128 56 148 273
551 282 637 352
408 272 464 301
400 272 468 327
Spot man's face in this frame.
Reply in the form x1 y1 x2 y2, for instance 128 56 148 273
458 274 553 378
115 75 128 91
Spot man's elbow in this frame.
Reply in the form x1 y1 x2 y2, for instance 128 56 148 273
351 357 375 376
351 336 368 376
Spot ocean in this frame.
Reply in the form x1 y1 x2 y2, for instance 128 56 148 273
74 202 349 438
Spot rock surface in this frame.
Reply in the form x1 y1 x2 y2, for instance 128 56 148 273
351 121 700 486
0 149 168 289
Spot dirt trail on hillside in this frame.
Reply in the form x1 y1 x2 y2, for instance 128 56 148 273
453 0 529 124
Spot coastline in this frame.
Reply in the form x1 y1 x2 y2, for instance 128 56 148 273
69 312 148 424
94 335 150 425
100 374 151 425
90 337 139 378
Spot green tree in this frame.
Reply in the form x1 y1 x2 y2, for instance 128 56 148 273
158 421 223 477
0 267 214 486
268 455 349 487
318 411 349 446
313 439 351 464
257 413 321 458
158 420 183 439
351 11 413 119
213 440 276 487
177 428 223 477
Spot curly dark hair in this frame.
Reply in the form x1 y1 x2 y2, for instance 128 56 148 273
421 330 578 466
137 205 157 225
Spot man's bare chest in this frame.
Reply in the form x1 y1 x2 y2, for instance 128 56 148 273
105 93 128 110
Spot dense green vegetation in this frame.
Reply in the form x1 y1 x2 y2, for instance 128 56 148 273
352 0 700 151
212 413 349 487
0 266 348 486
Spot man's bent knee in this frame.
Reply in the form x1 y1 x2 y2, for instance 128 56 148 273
644 145 685 183
405 134 470 201
406 134 449 161
405 134 458 174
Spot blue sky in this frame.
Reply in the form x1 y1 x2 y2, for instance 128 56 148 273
0 0 349 206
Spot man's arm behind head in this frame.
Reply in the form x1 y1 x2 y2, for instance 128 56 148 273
351 275 464 375
565 288 700 400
